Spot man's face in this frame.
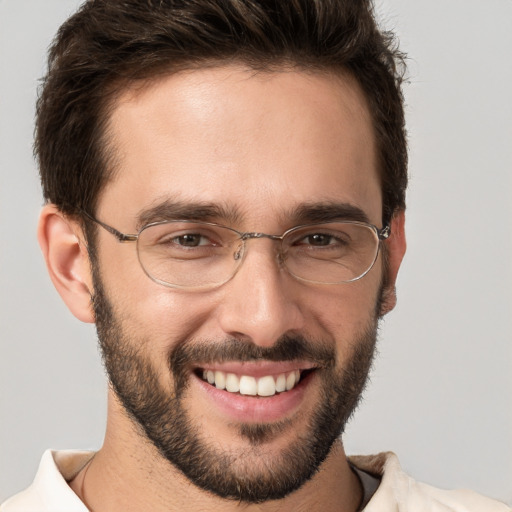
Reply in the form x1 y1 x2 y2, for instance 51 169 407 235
91 66 386 502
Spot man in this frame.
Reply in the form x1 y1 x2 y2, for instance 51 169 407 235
1 0 509 510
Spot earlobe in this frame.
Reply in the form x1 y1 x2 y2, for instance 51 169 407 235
379 210 406 316
37 205 95 323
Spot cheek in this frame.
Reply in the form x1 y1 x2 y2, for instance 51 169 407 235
304 274 382 356
96 243 216 354
312 272 381 321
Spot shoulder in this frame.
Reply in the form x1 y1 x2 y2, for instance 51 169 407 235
1 450 93 512
349 452 511 512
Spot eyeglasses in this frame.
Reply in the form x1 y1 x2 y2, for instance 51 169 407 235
83 212 390 290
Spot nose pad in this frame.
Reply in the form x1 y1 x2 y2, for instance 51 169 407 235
233 242 244 261
276 249 286 268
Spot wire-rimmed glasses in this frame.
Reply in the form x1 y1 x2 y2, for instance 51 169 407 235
83 212 390 290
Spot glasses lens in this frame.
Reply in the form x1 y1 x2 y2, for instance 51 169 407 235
137 222 242 288
282 222 380 284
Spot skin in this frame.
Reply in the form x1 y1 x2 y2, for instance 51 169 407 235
38 65 406 511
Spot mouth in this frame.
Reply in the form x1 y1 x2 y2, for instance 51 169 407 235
191 362 319 423
195 366 316 397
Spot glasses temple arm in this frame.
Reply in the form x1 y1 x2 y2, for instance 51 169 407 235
81 210 137 242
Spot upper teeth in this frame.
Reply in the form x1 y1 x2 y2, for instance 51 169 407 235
202 369 301 396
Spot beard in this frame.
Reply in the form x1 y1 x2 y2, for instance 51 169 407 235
92 270 379 504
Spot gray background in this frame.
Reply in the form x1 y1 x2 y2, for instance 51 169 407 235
1 0 511 505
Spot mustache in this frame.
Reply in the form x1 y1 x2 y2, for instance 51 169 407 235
169 333 336 376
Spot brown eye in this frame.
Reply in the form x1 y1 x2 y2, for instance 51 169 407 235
304 234 333 246
174 234 205 247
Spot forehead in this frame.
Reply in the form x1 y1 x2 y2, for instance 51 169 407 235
100 65 381 228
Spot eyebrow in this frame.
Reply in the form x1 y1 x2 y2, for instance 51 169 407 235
289 202 372 225
136 198 242 230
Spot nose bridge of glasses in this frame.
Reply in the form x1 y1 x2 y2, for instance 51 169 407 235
234 232 285 266
240 232 283 242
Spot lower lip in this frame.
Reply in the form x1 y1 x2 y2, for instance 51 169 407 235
193 371 315 423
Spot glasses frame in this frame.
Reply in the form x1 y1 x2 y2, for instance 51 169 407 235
82 211 390 289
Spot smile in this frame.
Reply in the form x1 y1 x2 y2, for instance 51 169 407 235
192 363 319 422
200 369 303 397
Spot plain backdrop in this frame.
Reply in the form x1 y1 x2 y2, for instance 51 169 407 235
1 0 511 505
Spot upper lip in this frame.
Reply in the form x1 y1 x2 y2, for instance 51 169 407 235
196 360 318 378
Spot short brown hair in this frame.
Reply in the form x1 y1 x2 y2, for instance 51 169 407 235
36 0 407 225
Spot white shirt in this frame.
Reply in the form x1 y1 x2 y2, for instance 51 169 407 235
1 450 509 511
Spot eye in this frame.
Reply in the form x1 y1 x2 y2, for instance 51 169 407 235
295 231 349 248
172 233 212 247
301 233 337 246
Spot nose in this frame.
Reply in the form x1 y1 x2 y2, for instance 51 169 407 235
216 239 305 347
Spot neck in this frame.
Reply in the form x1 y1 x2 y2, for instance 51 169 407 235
70 393 362 512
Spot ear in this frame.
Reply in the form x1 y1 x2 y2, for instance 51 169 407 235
379 209 406 316
37 204 95 323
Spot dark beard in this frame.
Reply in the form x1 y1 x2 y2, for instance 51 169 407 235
93 273 378 504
